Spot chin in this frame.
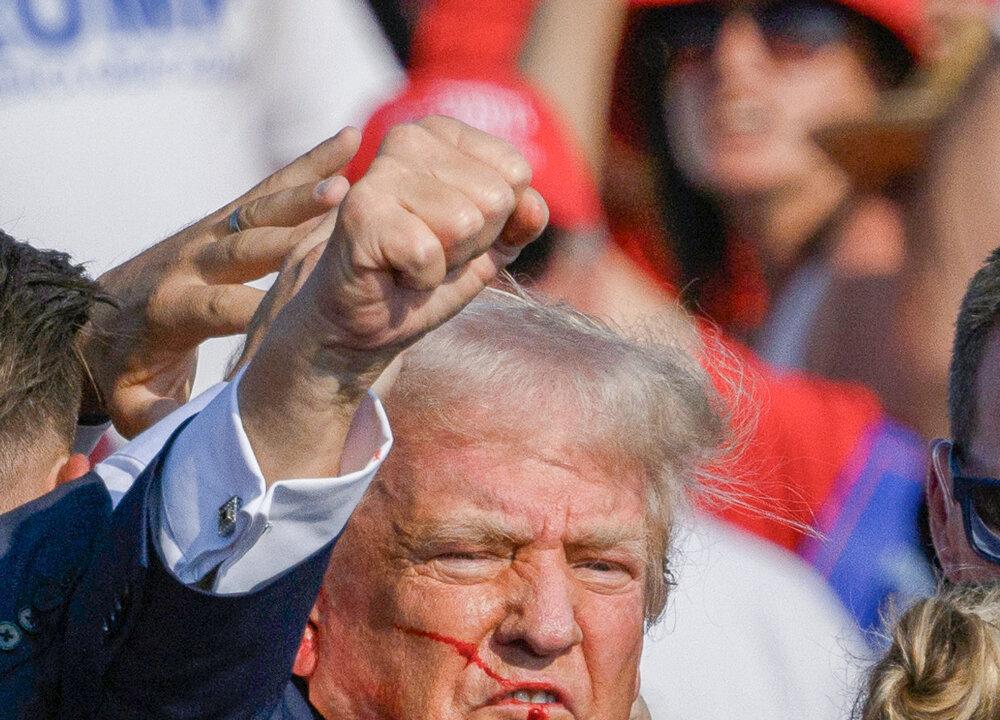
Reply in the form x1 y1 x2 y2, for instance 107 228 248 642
704 160 787 199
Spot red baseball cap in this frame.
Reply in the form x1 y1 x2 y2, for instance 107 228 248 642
628 0 927 59
411 0 536 75
348 72 603 231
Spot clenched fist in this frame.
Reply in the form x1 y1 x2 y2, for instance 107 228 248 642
239 116 549 482
304 115 548 357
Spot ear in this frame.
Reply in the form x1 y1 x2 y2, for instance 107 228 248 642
292 602 322 678
56 453 91 485
928 440 961 575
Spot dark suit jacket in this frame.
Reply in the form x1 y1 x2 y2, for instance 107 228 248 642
0 422 337 719
272 678 323 719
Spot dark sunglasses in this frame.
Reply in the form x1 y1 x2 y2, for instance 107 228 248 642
657 0 853 61
950 443 1000 566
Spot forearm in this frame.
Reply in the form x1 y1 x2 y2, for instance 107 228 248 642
520 0 628 174
238 299 391 484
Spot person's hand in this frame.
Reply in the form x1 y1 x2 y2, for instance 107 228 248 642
226 218 332 381
239 116 549 482
305 115 549 360
81 128 361 438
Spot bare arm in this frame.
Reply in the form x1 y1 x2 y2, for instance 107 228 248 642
520 0 628 175
900 56 1000 438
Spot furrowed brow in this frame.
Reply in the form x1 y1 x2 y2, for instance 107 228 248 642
399 518 532 552
565 526 648 555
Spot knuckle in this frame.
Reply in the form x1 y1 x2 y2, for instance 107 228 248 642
476 181 516 222
367 154 413 185
448 203 486 240
500 153 532 188
223 235 247 265
408 234 441 269
383 122 426 154
236 203 258 231
205 286 230 323
338 183 374 229
418 115 455 133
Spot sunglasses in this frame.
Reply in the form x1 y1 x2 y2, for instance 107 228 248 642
656 0 853 62
950 443 1000 566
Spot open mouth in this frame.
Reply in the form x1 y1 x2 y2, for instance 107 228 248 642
488 684 566 708
500 689 560 705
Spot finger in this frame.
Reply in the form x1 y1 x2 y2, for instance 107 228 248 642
380 121 523 218
491 187 550 262
171 284 267 339
418 116 533 192
201 202 343 283
337 186 447 292
378 209 448 292
229 174 349 234
383 164 497 272
212 127 362 223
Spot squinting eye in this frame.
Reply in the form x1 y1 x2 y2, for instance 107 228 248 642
572 559 636 590
428 551 505 581
580 560 616 572
437 551 485 562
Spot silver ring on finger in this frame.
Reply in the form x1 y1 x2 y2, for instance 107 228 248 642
227 208 244 234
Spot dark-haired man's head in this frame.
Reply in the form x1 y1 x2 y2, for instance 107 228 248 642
930 247 1000 581
0 230 102 512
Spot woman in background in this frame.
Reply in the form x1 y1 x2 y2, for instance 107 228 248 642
861 583 1000 719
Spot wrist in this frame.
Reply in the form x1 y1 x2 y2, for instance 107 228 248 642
237 306 392 484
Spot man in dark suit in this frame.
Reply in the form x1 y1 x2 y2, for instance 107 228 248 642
1 115 547 718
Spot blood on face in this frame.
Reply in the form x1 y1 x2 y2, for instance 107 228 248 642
396 625 552 720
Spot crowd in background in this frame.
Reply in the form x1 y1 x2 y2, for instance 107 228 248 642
5 0 1000 718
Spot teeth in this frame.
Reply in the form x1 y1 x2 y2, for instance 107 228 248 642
508 690 557 704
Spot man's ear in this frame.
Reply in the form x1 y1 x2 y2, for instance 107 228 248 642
56 453 90 485
928 440 961 574
292 602 321 678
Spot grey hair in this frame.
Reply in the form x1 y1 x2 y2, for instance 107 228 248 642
382 286 729 624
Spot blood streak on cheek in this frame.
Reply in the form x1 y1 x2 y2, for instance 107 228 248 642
395 625 515 687
395 626 551 720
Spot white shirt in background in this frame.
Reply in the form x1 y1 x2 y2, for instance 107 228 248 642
642 515 870 720
0 0 404 392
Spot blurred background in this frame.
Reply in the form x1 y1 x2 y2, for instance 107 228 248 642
4 1 1000 717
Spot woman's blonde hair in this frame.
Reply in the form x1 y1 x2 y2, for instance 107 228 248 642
861 583 1000 720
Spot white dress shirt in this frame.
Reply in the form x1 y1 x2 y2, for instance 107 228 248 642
92 375 392 594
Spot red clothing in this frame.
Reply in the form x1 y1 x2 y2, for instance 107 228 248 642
699 325 886 551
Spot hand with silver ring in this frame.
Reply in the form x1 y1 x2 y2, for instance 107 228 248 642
228 207 244 234
81 128 361 437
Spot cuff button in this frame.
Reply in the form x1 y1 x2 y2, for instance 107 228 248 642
17 608 39 635
217 495 242 537
0 622 22 651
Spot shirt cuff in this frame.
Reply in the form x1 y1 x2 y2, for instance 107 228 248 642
94 382 229 507
158 371 393 593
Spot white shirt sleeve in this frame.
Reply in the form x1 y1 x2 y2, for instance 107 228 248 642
95 382 229 505
94 374 392 594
